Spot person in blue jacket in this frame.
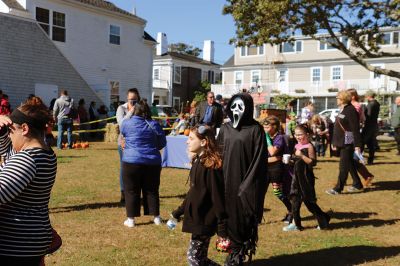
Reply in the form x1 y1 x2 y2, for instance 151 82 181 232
121 100 167 228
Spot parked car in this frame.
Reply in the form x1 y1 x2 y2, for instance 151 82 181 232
156 105 178 117
319 108 340 122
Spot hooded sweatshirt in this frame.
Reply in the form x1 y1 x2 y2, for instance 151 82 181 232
53 95 74 120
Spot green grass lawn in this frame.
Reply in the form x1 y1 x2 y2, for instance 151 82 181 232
46 140 400 265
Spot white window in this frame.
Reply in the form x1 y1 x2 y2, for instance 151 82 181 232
278 70 287 82
153 67 160 80
279 41 302 53
202 71 208 81
331 66 343 81
173 97 180 111
380 32 391 45
208 71 215 83
370 64 385 89
251 70 261 84
310 67 322 84
52 11 65 42
259 45 264 55
215 72 221 83
174 65 181 84
393 32 399 45
370 64 385 79
239 45 265 56
378 32 400 46
35 7 66 43
110 25 120 45
234 71 243 85
319 37 348 51
240 46 246 56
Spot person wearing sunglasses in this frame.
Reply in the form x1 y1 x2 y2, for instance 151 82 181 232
116 88 140 204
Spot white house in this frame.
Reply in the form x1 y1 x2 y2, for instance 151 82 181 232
153 32 221 109
0 0 156 108
213 29 400 113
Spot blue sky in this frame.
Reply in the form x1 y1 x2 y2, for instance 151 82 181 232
109 0 236 65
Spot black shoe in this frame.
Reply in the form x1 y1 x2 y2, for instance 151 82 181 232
319 213 331 230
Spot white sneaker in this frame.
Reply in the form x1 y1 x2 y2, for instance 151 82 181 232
124 218 135 228
154 216 162 225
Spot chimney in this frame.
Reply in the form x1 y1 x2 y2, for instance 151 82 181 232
156 32 168 56
203 40 214 62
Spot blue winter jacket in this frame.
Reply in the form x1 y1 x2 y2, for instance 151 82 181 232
121 116 166 165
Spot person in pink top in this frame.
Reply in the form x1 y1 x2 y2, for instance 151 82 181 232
283 125 330 231
347 88 374 187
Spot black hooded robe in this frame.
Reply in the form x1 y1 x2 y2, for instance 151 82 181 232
217 93 267 261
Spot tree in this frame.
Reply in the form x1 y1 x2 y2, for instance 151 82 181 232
168 42 202 57
193 81 211 102
223 0 400 78
271 94 297 109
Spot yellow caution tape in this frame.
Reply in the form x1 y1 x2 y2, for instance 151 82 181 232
73 116 178 126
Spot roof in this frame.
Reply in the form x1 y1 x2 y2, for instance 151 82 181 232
69 0 144 22
1 0 24 11
223 55 234 67
144 31 156 42
154 51 220 66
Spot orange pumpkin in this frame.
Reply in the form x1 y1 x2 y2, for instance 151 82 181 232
76 142 82 149
183 128 190 136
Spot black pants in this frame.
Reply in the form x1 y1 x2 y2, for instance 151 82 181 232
0 255 42 266
122 163 161 217
362 131 377 164
290 195 328 228
355 159 373 180
334 145 363 192
395 128 400 154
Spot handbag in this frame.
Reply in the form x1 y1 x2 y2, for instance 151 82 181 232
337 118 354 145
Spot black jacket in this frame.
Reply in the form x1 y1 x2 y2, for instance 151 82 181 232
173 158 226 236
332 104 362 148
194 101 223 129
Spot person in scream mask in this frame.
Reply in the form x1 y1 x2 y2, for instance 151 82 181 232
217 93 268 266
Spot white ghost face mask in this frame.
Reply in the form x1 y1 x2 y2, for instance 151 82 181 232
230 98 245 128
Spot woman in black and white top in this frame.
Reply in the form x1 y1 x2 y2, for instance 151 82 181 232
0 97 57 265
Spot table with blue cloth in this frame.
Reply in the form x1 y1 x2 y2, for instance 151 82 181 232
162 135 191 169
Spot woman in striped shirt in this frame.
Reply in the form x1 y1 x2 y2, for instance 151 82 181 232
0 97 57 265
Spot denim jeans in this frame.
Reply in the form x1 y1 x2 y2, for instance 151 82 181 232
57 118 73 149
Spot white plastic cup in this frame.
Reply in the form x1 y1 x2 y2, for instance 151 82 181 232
166 219 177 230
282 154 291 164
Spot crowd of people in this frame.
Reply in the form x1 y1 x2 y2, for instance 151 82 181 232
0 87 398 265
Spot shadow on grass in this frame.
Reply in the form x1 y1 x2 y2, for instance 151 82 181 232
368 161 400 165
50 202 122 213
160 193 186 199
251 245 400 266
371 180 400 191
302 211 378 221
329 218 400 229
57 155 88 159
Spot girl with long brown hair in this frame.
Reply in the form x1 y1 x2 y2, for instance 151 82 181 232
167 125 227 265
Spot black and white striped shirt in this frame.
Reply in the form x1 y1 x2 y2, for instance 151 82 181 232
0 129 57 257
